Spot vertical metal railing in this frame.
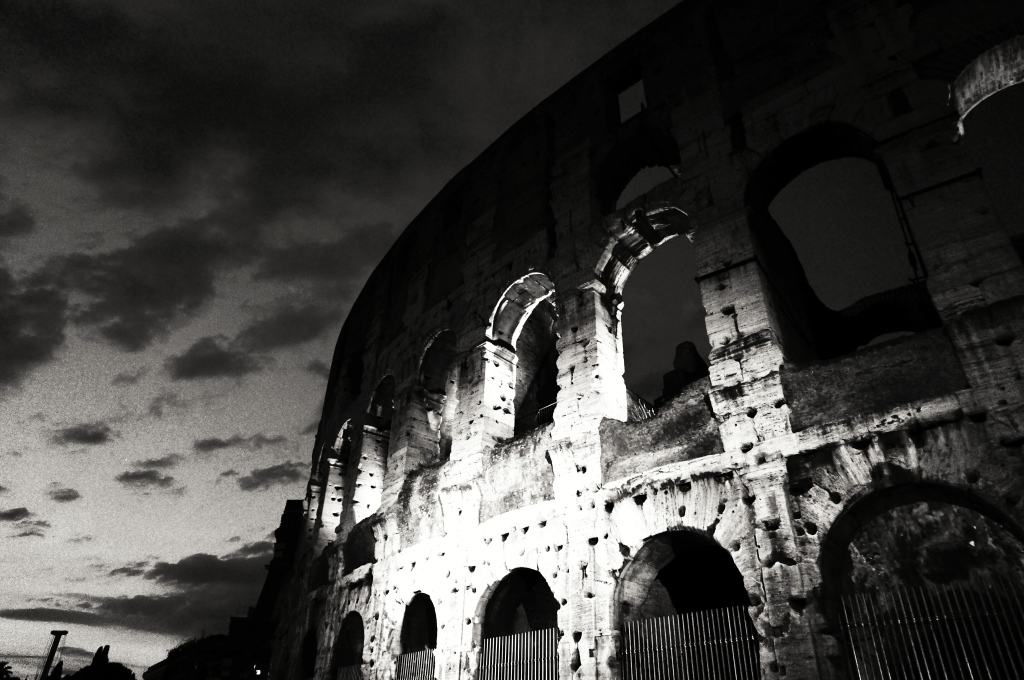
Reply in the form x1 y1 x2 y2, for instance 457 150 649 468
621 605 761 679
395 648 435 680
840 578 1024 679
478 627 558 680
335 665 363 680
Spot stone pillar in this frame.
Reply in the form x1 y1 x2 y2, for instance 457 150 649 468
449 340 516 466
351 425 388 524
696 209 791 453
553 283 628 439
318 455 345 545
381 386 429 511
304 481 324 549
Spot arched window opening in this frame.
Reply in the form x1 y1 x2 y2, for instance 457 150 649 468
300 601 324 680
620 233 709 412
400 593 438 653
746 123 939 363
595 121 681 214
478 569 559 678
616 530 759 678
820 485 1024 678
483 568 559 638
616 166 677 211
396 593 437 679
330 612 364 678
342 516 376 575
488 273 560 436
512 301 559 436
419 332 459 463
367 376 395 431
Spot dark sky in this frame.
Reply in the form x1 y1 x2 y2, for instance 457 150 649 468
0 0 682 674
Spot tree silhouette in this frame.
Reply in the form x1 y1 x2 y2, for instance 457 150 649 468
0 660 15 679
65 646 136 680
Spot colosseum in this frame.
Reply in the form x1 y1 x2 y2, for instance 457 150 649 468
252 1 1024 678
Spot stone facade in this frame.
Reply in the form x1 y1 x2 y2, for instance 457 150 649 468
260 1 1024 678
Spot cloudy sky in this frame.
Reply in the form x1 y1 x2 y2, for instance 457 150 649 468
0 0 689 675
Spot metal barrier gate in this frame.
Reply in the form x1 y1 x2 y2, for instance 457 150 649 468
621 606 761 679
478 627 558 680
396 649 435 680
841 580 1024 679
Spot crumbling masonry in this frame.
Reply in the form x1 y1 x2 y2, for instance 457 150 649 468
260 1 1024 678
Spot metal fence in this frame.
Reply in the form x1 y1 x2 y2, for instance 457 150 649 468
840 580 1024 679
478 628 558 680
396 649 435 680
334 665 362 680
621 606 761 679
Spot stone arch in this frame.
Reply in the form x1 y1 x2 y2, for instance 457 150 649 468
367 375 395 432
818 481 1024 622
417 330 459 463
744 122 939 362
300 600 325 680
330 611 365 672
480 567 560 639
400 592 438 653
595 203 708 410
487 272 560 435
613 528 753 628
594 117 681 214
953 34 1024 129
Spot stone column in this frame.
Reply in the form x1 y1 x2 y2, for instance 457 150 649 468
318 454 345 545
553 283 628 439
351 425 389 524
449 340 516 467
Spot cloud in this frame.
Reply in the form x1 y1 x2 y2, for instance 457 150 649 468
115 469 175 490
0 484 8 494
48 486 81 503
237 461 305 491
52 421 115 446
0 507 32 521
165 336 264 380
148 391 189 417
0 547 274 637
133 454 183 469
0 202 35 238
69 534 93 543
301 420 319 435
305 359 330 378
60 224 246 352
0 267 68 390
111 367 148 386
218 469 238 478
193 433 286 453
235 303 338 352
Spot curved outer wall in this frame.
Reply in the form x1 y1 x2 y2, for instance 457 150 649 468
263 1 1024 678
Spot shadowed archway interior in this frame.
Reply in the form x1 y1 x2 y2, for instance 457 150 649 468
483 567 560 638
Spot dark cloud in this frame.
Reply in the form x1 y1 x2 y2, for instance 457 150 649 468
165 336 264 380
69 534 93 543
228 540 274 557
227 535 241 542
109 566 146 577
193 433 285 453
301 420 319 435
148 391 189 417
11 518 50 538
0 484 7 494
115 469 175 489
0 548 270 636
61 225 245 352
218 469 238 478
305 359 330 378
0 267 68 390
111 367 147 385
0 2 463 212
0 507 32 521
235 304 338 352
52 421 115 446
0 202 35 237
48 486 81 503
237 461 305 491
133 454 183 469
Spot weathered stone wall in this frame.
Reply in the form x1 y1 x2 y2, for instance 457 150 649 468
263 1 1024 678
